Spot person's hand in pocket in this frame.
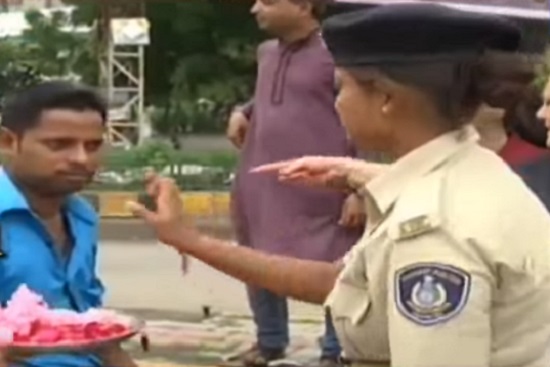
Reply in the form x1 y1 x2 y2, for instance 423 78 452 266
339 194 366 228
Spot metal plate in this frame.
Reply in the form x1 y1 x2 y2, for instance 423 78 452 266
7 316 144 355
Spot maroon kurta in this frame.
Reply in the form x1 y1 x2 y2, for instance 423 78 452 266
231 34 362 262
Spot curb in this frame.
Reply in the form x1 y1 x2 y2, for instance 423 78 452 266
82 191 230 219
135 362 207 367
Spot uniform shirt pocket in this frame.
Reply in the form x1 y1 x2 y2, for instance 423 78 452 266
326 280 381 360
328 281 371 325
69 244 104 309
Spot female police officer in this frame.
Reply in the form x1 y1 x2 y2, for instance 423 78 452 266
130 4 550 367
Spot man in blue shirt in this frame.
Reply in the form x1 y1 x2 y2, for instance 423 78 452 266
0 82 136 366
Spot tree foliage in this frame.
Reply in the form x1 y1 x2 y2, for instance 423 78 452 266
536 49 550 90
0 8 96 108
65 0 262 137
0 24 45 107
144 0 262 135
1 0 262 137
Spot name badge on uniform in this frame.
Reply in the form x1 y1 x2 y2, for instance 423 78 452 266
395 263 471 326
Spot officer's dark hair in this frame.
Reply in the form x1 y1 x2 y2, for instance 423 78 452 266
1 81 107 135
347 52 536 130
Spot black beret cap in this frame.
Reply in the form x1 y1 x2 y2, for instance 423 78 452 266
322 3 522 67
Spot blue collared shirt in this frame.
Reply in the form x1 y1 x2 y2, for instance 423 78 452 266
0 169 104 367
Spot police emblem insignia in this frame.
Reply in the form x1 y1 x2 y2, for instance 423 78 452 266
395 263 471 326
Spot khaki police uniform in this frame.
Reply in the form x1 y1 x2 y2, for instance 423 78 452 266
325 126 550 367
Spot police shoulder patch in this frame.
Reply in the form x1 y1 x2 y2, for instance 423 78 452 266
395 263 471 326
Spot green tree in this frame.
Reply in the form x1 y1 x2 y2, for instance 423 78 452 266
0 33 43 108
145 0 262 136
536 48 550 90
0 55 42 109
19 9 97 82
64 0 262 138
0 7 98 109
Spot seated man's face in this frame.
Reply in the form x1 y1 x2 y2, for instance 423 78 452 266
471 104 507 152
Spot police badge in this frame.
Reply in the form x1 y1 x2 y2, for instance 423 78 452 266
395 263 471 326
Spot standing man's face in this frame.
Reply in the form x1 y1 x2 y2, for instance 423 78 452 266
251 0 311 35
537 78 550 147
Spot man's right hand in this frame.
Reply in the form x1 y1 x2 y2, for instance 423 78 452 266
0 348 36 366
127 172 201 249
226 110 249 149
0 350 6 367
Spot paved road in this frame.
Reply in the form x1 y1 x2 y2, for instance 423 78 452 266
124 314 323 367
100 241 322 320
99 241 326 366
99 219 233 242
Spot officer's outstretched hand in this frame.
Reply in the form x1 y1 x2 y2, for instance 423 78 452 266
127 172 201 250
252 156 386 193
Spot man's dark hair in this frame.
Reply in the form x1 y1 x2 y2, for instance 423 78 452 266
1 81 108 134
310 0 330 20
291 0 331 20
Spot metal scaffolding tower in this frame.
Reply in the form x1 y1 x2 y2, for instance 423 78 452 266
99 0 149 147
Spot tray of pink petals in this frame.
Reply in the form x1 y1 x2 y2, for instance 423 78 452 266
0 285 144 354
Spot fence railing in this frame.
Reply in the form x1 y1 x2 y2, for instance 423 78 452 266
91 164 234 192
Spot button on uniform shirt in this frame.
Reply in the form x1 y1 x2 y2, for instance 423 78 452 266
325 126 550 367
0 169 104 367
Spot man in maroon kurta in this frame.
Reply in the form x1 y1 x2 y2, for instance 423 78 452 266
225 1 364 366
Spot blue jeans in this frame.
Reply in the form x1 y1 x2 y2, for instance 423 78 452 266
247 286 341 358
